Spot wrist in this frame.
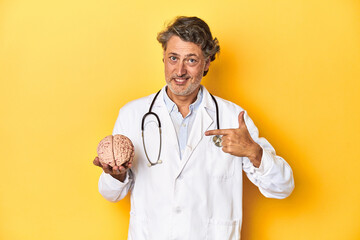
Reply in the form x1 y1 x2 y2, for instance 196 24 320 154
111 172 127 182
248 144 263 168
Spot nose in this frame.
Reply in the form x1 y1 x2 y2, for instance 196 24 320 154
176 61 187 76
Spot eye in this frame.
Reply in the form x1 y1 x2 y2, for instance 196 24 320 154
188 58 197 63
169 56 177 61
186 58 198 66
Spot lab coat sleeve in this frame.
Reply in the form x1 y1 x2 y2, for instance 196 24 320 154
242 112 295 199
97 108 135 202
98 170 134 202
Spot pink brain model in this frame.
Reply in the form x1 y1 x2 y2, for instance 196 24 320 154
97 135 134 167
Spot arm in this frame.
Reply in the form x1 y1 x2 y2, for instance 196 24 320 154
242 111 294 199
205 111 294 199
95 108 135 202
243 139 294 199
98 167 134 202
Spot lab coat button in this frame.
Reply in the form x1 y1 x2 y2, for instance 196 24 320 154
174 207 181 213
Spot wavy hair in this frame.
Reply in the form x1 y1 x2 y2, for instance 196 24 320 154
157 16 220 76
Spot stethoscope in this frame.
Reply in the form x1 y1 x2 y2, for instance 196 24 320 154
141 89 222 167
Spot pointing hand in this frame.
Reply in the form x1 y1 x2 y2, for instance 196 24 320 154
205 111 263 167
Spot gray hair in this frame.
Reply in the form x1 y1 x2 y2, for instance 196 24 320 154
157 16 220 76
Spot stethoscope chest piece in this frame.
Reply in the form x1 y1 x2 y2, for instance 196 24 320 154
213 135 222 147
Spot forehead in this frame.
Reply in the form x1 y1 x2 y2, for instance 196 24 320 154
165 35 203 57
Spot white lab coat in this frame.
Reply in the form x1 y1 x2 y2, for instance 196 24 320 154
98 85 294 240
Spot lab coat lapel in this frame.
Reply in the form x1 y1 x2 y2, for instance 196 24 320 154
151 88 181 170
177 87 215 174
151 86 217 177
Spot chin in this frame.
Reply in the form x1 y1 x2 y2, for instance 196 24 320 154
168 84 199 97
169 88 189 96
167 84 186 95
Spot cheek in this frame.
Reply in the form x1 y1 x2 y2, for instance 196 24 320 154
164 63 174 75
193 66 205 79
164 65 170 78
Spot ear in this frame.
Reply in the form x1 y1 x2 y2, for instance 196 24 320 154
204 57 211 71
162 51 165 62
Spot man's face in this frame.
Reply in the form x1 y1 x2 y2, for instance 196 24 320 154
163 35 210 97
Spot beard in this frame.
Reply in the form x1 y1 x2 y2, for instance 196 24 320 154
166 74 202 96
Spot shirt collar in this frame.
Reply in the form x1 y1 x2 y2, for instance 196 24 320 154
163 86 203 114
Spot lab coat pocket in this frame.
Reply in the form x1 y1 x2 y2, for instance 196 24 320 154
206 218 240 240
128 212 148 240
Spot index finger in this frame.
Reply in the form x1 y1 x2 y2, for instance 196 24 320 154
205 129 232 136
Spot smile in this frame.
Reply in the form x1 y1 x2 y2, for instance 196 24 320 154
173 78 190 84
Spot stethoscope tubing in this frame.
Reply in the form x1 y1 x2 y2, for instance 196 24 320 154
141 89 220 167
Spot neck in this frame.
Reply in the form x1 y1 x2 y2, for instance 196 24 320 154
166 86 200 117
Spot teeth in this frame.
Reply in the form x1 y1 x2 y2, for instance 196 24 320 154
175 78 186 83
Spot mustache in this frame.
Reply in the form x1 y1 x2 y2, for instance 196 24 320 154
171 74 190 79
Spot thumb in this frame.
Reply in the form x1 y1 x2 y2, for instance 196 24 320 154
238 111 245 128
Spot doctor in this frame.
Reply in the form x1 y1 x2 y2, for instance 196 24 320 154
93 16 294 240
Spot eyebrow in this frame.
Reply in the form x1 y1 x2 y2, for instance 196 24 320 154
168 52 199 58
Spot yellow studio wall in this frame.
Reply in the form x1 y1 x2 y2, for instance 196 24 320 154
0 0 359 239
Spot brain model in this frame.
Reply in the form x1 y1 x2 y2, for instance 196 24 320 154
97 134 134 167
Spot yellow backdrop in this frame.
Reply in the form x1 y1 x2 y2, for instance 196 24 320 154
1 0 359 239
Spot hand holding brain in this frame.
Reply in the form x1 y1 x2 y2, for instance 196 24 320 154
97 134 134 168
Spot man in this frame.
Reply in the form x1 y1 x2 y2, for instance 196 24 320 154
93 16 294 239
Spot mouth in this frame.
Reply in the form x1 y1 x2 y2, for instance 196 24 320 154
173 77 190 85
